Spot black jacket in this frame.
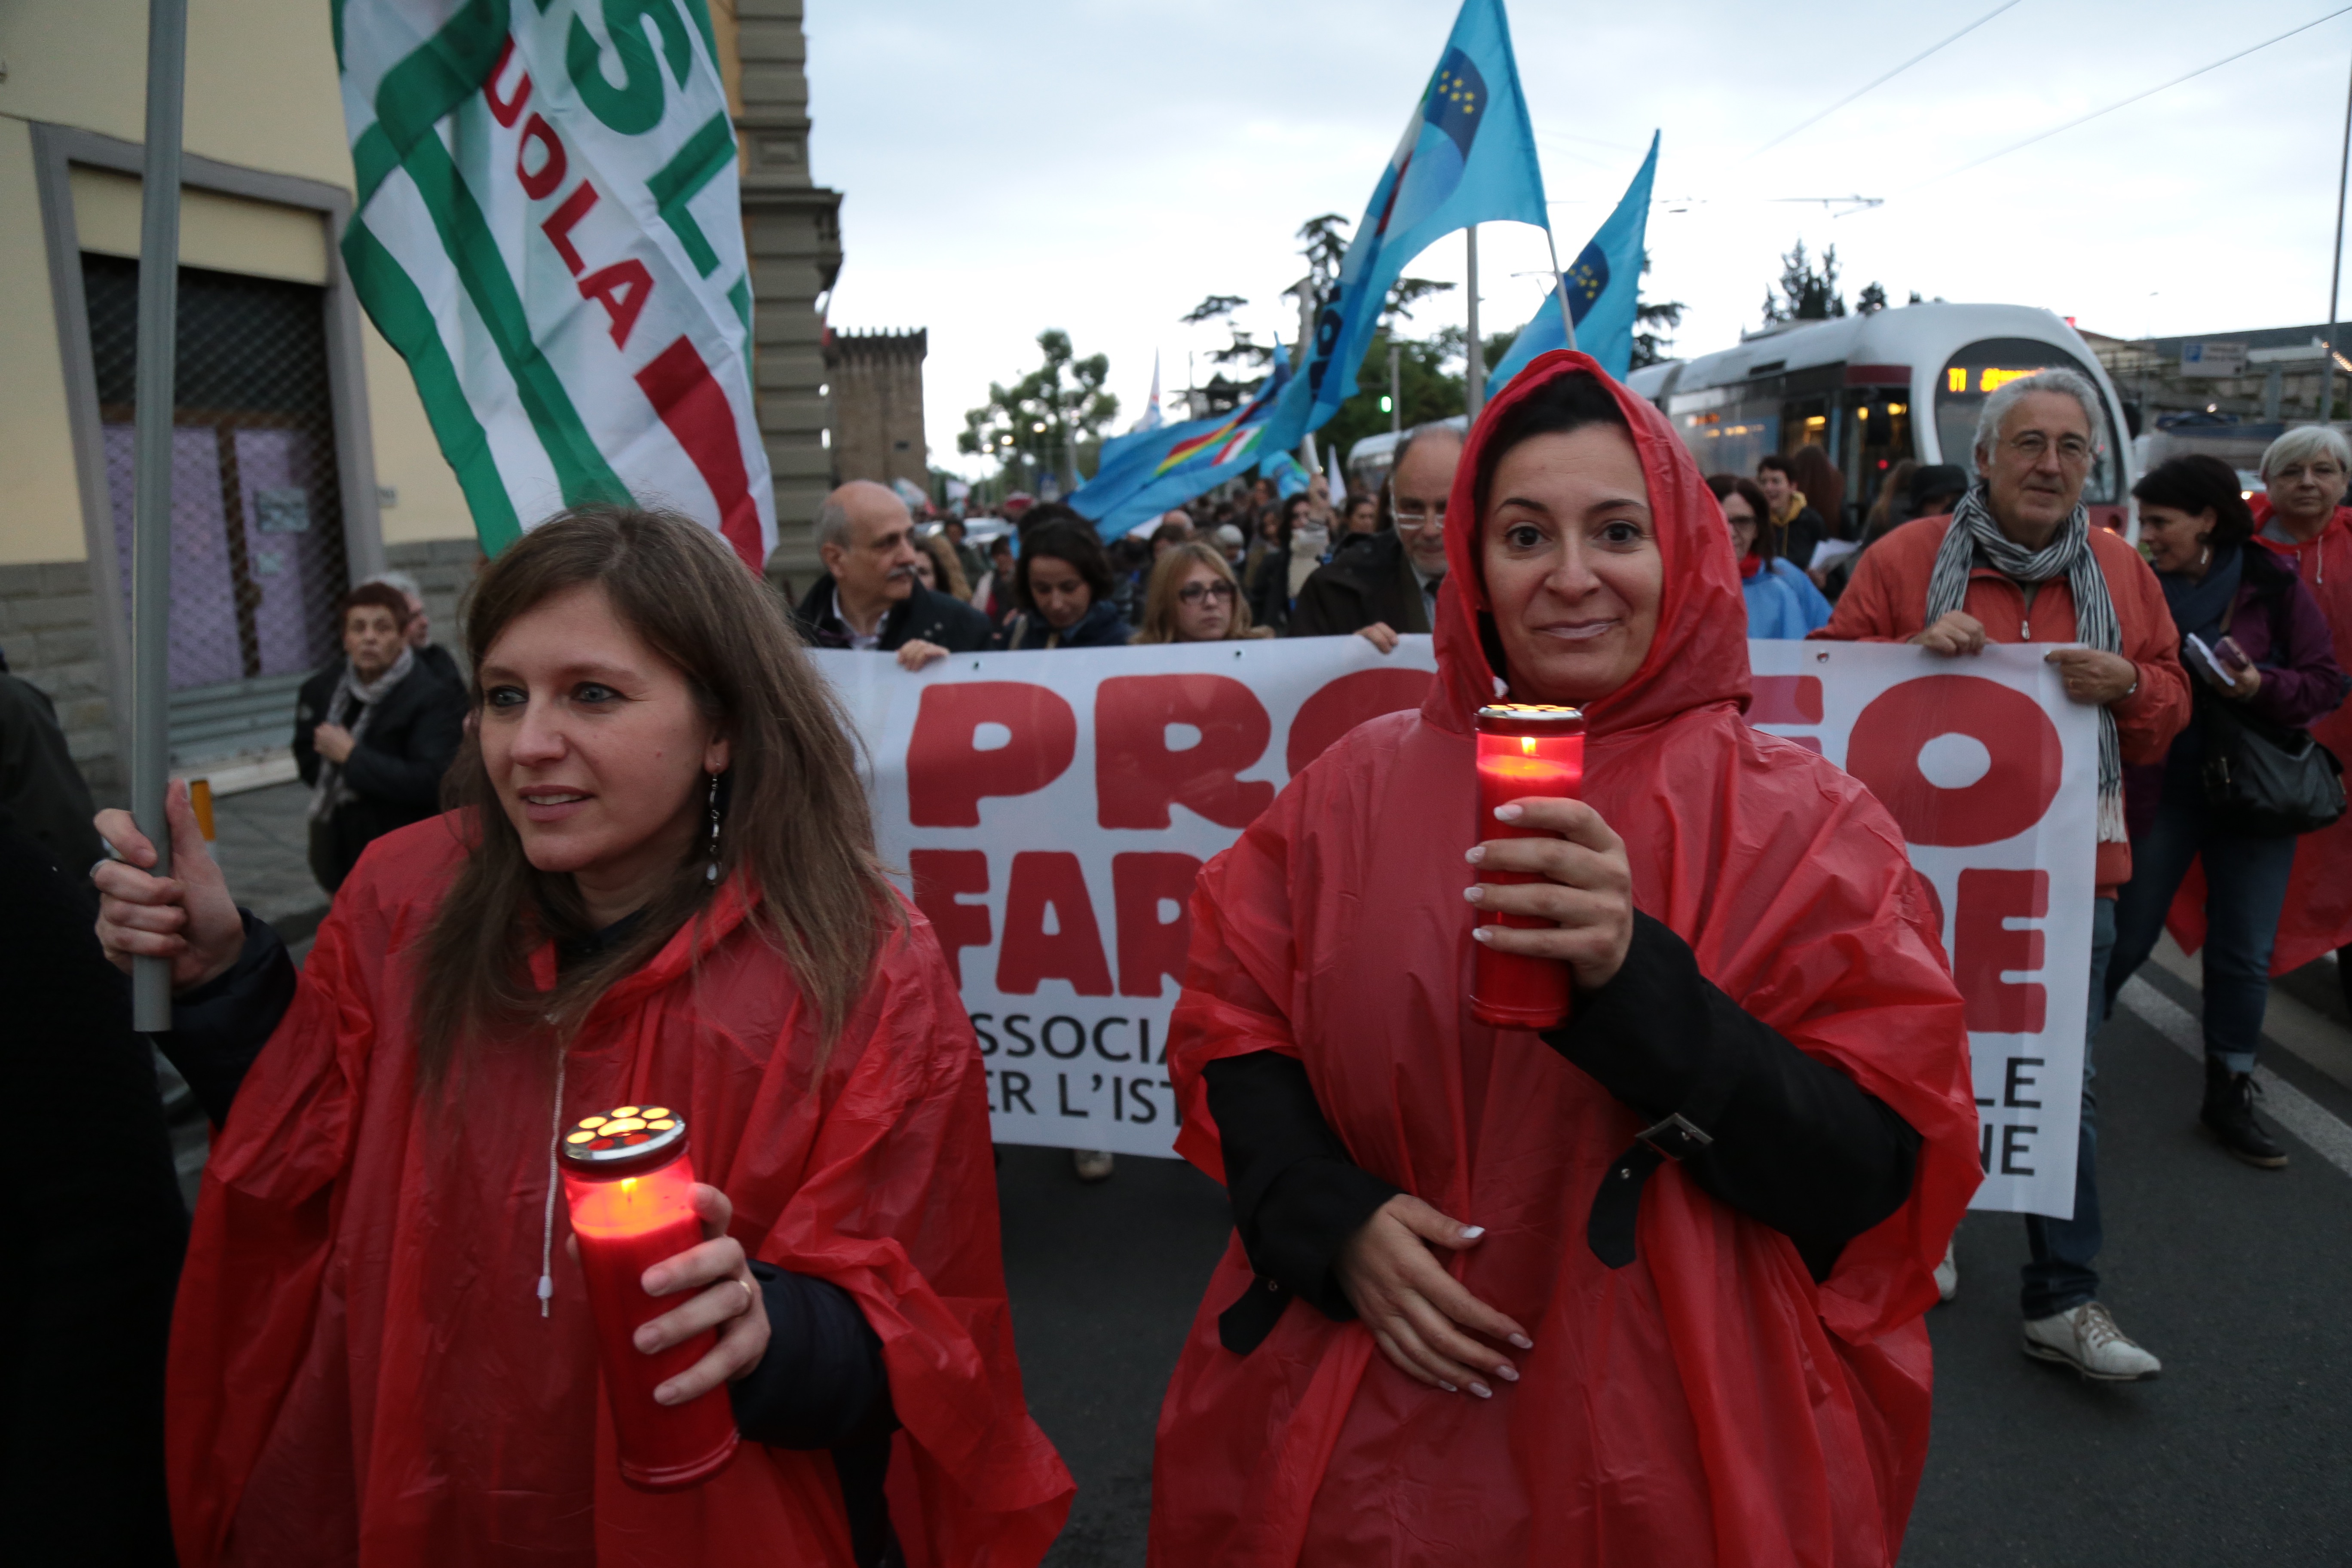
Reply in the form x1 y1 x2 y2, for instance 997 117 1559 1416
294 655 466 891
793 576 995 654
996 597 1132 650
1286 529 1433 638
0 673 103 884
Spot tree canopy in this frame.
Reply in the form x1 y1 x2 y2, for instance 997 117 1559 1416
956 328 1118 486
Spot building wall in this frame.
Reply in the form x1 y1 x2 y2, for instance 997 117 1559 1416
825 329 929 491
733 0 842 595
0 0 482 791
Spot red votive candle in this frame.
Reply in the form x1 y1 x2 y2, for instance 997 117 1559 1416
559 1104 740 1492
1470 703 1588 1031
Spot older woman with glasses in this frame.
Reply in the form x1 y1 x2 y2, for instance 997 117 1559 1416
1136 541 1274 645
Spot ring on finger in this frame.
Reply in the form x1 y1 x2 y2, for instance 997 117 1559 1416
735 1277 756 1314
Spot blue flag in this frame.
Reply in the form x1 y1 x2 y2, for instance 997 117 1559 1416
1257 0 1550 455
1067 359 1291 539
1490 131 1659 391
1260 451 1311 499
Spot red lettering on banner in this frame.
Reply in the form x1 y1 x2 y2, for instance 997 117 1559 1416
997 852 1113 996
907 683 1077 827
1112 852 1201 997
1095 675 1274 829
1844 674 2062 847
1954 868 2048 1032
1285 668 1435 776
909 850 990 986
484 38 532 127
1749 674 1824 724
540 181 598 272
516 114 568 200
578 259 654 348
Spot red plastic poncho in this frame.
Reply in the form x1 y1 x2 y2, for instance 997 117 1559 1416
2167 499 2352 974
167 820 1073 1567
1149 353 1981 1568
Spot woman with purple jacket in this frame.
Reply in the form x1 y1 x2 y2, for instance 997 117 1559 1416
2106 455 2349 1167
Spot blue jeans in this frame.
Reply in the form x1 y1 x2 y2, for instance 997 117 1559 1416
2105 788 2299 1074
2020 896 2113 1320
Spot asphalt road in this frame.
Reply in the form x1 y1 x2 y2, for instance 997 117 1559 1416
994 957 2352 1567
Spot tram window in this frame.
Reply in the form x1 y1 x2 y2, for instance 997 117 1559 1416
1934 337 2119 503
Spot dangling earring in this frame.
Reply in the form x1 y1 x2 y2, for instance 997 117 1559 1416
2199 543 2211 568
704 772 722 884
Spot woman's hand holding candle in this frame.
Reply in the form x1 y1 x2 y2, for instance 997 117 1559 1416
570 1182 769 1406
1464 796 1634 992
1335 1195 1533 1398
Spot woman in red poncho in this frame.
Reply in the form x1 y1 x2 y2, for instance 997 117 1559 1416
94 508 1072 1567
1148 356 1980 1567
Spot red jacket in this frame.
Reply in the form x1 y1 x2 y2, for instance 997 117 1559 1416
1148 353 1980 1567
1813 512 2191 896
167 821 1073 1567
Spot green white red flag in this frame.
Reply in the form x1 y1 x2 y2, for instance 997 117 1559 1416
337 0 772 568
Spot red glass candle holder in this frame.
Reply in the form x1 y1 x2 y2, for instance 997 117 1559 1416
560 1104 740 1492
1470 703 1587 1031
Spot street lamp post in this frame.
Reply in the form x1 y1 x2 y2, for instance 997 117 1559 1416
2324 48 2352 425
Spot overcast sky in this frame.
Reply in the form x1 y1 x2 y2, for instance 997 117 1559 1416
805 0 2352 479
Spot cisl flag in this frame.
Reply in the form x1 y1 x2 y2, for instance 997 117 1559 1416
338 0 772 567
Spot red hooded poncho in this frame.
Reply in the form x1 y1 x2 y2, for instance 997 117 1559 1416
1148 354 1980 1567
167 819 1073 1566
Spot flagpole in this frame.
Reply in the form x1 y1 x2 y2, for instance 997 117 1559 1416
1541 225 1581 354
131 0 189 1032
1465 226 1484 420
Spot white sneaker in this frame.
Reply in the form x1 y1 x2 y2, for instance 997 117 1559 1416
1072 1148 1115 1182
2022 1302 2162 1382
1933 1240 1958 1304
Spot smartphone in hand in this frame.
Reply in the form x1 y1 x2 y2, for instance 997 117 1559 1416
2214 635 2253 674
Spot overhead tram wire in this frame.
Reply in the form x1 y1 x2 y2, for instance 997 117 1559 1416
1907 3 2352 191
1746 0 2027 159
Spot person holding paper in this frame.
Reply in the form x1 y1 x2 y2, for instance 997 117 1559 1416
2104 456 2346 1168
1150 354 1978 1566
1813 368 2189 1380
1706 472 1833 637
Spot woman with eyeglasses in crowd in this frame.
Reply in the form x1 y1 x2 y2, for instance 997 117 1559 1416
1135 541 1275 646
1706 473 1833 638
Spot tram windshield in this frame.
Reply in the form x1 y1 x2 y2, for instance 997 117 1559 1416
1934 337 2121 505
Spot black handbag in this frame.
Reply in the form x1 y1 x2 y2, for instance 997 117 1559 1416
2197 684 2348 838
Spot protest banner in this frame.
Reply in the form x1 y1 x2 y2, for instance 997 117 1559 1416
813 637 2098 1219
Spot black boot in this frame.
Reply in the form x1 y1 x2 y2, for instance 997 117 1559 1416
2201 1057 2289 1169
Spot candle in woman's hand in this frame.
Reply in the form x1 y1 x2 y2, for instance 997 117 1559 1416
1470 704 1587 1030
560 1104 740 1491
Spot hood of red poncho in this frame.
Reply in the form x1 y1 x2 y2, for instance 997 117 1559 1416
1423 349 1750 738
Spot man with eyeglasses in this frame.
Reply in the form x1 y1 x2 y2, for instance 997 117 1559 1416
1816 368 2189 1383
1287 422 1464 652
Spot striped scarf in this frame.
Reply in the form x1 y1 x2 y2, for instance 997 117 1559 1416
1926 485 2126 842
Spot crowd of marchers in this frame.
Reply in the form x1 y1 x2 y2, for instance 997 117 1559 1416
3 350 2352 1566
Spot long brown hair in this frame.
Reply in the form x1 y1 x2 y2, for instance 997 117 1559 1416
1135 540 1265 643
416 506 895 1084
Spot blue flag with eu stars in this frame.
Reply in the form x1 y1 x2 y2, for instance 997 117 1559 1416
1255 0 1549 456
1490 131 1659 391
1066 358 1292 539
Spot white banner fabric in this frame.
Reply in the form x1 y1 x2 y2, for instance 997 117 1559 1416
813 637 2098 1219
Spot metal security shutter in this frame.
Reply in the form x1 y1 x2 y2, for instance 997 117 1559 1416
83 254 349 766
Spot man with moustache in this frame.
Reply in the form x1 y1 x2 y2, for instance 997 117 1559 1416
794 480 994 670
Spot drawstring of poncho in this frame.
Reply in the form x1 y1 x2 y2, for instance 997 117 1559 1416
539 1050 567 1317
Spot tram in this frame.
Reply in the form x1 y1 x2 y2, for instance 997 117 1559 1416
1624 303 2136 534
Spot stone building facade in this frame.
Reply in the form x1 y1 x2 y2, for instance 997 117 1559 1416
824 328 929 493
729 0 843 597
